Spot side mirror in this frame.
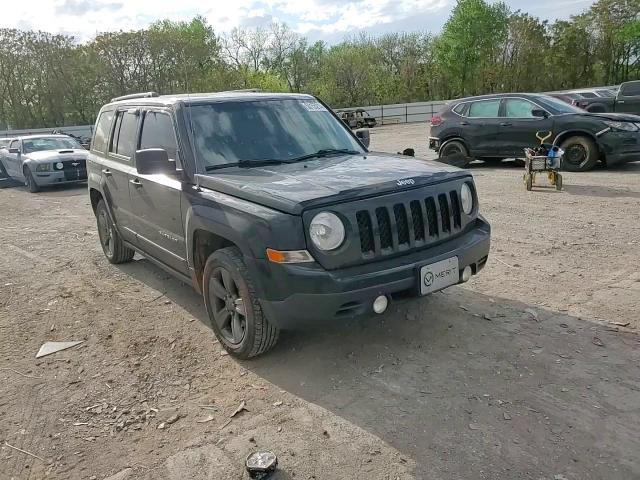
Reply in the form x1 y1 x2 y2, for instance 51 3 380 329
531 109 548 119
355 128 370 148
135 148 175 175
8 147 20 154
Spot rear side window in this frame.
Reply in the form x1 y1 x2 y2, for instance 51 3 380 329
468 100 500 118
505 99 537 118
620 82 640 96
9 140 19 150
452 103 468 116
92 110 113 153
109 111 138 159
576 92 597 98
139 111 178 163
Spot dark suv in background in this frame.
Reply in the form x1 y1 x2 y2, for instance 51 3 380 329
429 93 640 171
87 91 490 358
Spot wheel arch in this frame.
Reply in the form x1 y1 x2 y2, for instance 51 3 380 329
553 129 599 150
192 229 237 293
439 136 470 154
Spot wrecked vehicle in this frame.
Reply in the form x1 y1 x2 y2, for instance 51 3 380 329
338 109 378 128
0 134 88 192
88 91 490 358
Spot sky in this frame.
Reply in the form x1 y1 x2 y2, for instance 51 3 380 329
2 0 596 44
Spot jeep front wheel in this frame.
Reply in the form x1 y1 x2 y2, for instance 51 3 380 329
203 247 279 359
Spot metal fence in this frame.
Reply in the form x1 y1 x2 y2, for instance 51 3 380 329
0 99 449 138
0 124 94 139
336 100 448 125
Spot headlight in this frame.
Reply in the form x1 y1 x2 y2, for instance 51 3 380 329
460 183 474 215
603 120 638 132
309 212 345 251
35 163 51 172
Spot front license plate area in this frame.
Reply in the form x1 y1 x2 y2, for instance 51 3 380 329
420 257 459 295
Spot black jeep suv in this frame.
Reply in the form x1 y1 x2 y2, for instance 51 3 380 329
88 91 490 358
429 93 640 171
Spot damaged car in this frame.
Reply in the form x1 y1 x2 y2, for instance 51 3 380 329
429 93 640 172
0 134 88 192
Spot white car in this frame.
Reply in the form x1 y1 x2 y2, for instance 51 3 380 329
0 135 88 192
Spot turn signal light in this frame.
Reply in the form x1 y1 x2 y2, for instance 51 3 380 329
266 248 314 264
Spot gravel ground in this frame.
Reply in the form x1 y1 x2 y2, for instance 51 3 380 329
1 123 639 480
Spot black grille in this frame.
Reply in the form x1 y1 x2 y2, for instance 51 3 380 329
355 191 464 256
375 207 392 249
55 159 86 170
450 191 461 228
439 194 451 233
356 211 374 254
410 201 425 241
425 197 438 237
393 204 410 246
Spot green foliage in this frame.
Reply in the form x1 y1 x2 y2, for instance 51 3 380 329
0 0 639 129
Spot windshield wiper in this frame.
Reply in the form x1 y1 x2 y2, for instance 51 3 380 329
287 148 360 163
205 159 291 171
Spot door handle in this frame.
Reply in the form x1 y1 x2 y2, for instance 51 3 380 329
101 169 112 177
500 122 512 127
460 121 469 126
617 100 625 104
129 179 142 187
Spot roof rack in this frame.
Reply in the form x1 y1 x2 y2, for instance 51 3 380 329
110 92 160 102
221 89 262 93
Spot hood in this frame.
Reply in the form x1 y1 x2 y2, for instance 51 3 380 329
579 112 640 122
25 149 89 162
195 152 469 215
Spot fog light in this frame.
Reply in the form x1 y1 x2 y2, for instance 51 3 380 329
461 266 472 283
373 295 388 314
56 162 64 170
245 451 278 479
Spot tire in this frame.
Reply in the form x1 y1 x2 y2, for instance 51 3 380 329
24 167 40 193
560 136 598 172
95 199 135 264
524 173 533 191
438 140 471 168
203 247 279 359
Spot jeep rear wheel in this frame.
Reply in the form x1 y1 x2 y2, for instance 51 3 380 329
96 199 135 264
203 247 279 359
560 136 598 172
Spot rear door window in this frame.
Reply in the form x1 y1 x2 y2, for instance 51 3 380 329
139 111 179 164
504 99 538 118
109 111 138 159
92 110 113 153
620 82 640 96
452 103 468 116
468 100 501 118
9 140 19 151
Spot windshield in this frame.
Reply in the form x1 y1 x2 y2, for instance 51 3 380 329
188 99 364 169
536 95 584 114
23 137 82 153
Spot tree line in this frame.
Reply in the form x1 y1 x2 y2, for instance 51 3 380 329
0 0 638 129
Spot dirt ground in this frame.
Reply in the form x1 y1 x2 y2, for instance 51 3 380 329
1 123 639 480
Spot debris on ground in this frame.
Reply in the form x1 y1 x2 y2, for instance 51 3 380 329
524 308 539 322
592 337 605 347
272 401 283 407
468 423 481 430
503 412 512 420
196 415 215 423
36 340 83 358
231 400 248 418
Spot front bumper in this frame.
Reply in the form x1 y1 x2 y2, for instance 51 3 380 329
598 130 640 166
34 168 87 186
248 217 490 329
429 136 441 152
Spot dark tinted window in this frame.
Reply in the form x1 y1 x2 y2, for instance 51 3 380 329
620 82 640 96
596 89 614 97
452 103 467 116
468 100 500 118
576 91 597 98
536 95 583 114
505 99 537 118
92 110 113 153
139 111 178 162
110 111 137 158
